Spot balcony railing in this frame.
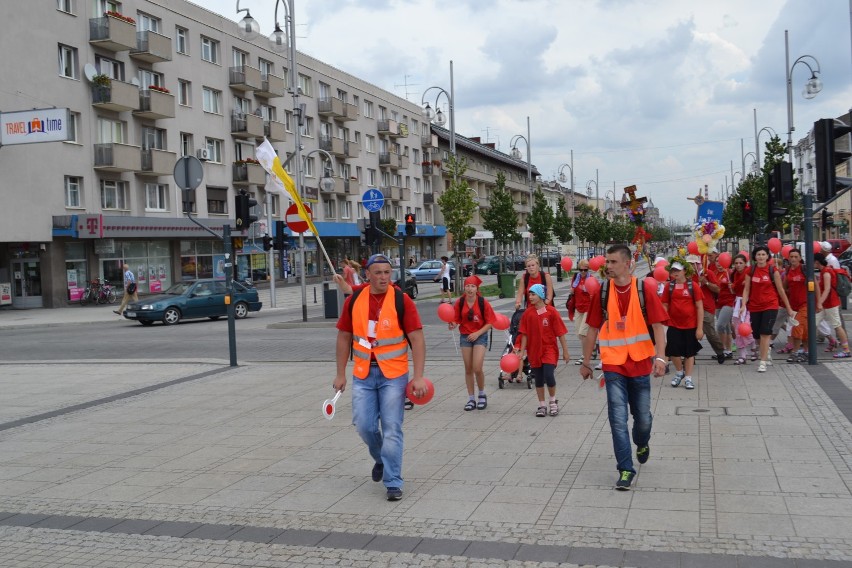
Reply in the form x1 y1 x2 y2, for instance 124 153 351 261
229 65 261 91
264 120 286 142
232 163 267 185
377 119 399 136
139 148 176 176
89 14 137 52
344 141 360 159
318 97 344 118
94 142 142 172
231 111 264 138
130 30 172 63
320 135 345 157
423 193 434 204
91 80 139 112
256 73 285 98
340 101 359 121
134 89 175 119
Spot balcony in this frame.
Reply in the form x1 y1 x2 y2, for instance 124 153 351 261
318 97 344 118
379 153 408 169
130 30 171 63
377 119 399 137
91 80 139 112
421 164 434 176
232 162 267 185
344 141 360 159
398 155 410 169
264 120 286 142
229 65 261 92
320 135 345 157
423 193 434 204
133 89 175 119
89 14 137 52
379 186 395 201
231 111 264 139
94 143 142 172
323 177 350 195
340 101 359 121
138 148 176 176
398 187 411 201
421 133 438 148
256 73 285 98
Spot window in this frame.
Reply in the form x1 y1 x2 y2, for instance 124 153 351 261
138 69 163 90
58 44 77 79
205 138 223 163
284 110 293 132
394 205 403 220
269 194 280 216
145 183 168 211
178 80 191 106
96 0 120 14
207 187 228 214
233 95 250 115
137 12 161 32
368 169 376 185
100 180 128 210
258 58 273 78
232 48 248 67
300 116 313 137
414 178 421 193
336 88 348 102
318 82 330 100
233 141 254 161
381 171 390 186
65 176 82 208
365 135 375 153
354 131 361 144
97 118 124 143
425 207 432 224
57 0 75 14
202 87 221 114
363 100 373 118
95 55 124 81
175 26 188 54
378 106 387 120
180 133 193 156
141 126 166 150
66 112 80 144
298 73 312 96
304 157 315 177
323 199 336 219
340 200 352 219
200 36 219 64
281 67 289 86
338 162 350 179
257 104 276 122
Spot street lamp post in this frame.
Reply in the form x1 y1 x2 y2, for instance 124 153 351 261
511 117 532 251
586 177 598 211
422 61 455 180
558 158 574 231
752 108 779 170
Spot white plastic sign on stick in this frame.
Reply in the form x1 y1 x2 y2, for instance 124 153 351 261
322 390 343 420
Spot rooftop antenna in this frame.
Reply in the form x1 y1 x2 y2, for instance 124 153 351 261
481 126 496 144
394 74 419 101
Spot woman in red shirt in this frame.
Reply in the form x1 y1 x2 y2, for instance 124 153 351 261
741 246 796 372
784 249 809 362
730 254 756 365
814 253 850 358
714 259 736 359
661 261 704 389
448 275 497 410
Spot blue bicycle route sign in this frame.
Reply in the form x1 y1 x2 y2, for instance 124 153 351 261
362 188 384 212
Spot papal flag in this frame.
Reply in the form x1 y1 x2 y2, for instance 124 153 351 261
255 138 318 235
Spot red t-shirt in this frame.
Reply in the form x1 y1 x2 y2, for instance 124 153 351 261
586 279 668 377
714 267 735 307
732 268 747 297
695 271 717 314
817 269 840 309
452 295 497 335
785 265 808 311
661 280 704 329
337 288 423 335
747 265 779 312
571 274 592 313
518 304 567 366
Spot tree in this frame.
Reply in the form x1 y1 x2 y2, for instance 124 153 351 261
608 215 634 243
649 225 671 242
437 155 476 287
482 171 520 273
552 196 573 245
378 217 398 240
527 187 554 255
574 204 609 248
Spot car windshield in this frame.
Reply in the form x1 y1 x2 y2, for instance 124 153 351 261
164 282 193 295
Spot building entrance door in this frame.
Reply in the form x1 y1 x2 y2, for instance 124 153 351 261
11 259 43 308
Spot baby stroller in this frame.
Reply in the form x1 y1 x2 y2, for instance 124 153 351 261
497 308 533 389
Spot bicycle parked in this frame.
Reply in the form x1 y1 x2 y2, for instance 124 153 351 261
79 278 116 305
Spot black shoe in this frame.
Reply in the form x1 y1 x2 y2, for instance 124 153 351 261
404 398 414 410
636 446 650 464
615 470 635 490
371 462 383 482
386 487 402 501
716 352 726 364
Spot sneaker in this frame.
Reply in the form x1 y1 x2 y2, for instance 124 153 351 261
684 377 694 389
535 405 547 418
574 359 582 365
615 470 635 490
386 487 402 501
767 353 773 366
786 352 800 363
594 362 602 370
757 361 767 372
636 446 650 464
724 351 733 359
716 352 726 365
371 462 384 482
671 371 684 387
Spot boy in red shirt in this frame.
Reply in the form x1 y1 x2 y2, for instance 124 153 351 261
518 284 570 417
661 261 704 389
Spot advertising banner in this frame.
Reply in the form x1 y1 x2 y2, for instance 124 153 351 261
1 108 71 145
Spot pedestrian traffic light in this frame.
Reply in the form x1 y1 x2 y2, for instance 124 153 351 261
821 209 834 230
262 234 273 251
742 198 755 225
235 189 258 230
814 118 852 202
405 213 416 236
274 220 286 250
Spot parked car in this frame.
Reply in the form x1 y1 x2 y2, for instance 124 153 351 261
826 239 851 255
123 279 262 326
453 257 474 276
475 256 501 275
409 259 455 281
393 268 418 299
538 251 562 267
505 254 527 271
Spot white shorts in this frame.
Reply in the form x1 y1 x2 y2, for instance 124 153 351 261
818 305 842 330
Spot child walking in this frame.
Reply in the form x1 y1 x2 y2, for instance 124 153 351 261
518 284 571 416
661 260 704 389
447 275 496 411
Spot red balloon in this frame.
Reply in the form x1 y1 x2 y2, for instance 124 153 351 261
500 353 520 373
781 245 793 259
813 241 821 255
437 302 455 323
737 322 753 337
768 237 782 254
589 255 605 271
653 265 669 282
560 257 574 272
687 242 699 254
584 276 601 295
655 258 668 267
740 251 749 262
492 313 510 331
717 252 732 268
406 378 435 405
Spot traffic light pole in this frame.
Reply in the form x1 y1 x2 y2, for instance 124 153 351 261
803 192 817 365
266 192 276 308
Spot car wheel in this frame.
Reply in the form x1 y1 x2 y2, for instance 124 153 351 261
409 285 418 299
139 320 154 326
234 301 249 319
208 316 221 320
162 307 181 325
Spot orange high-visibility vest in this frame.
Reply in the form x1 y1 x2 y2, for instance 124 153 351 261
598 277 655 365
351 288 409 379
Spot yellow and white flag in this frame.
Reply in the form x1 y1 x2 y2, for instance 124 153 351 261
255 138 318 235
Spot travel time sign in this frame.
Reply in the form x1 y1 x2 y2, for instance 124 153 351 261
1 108 71 146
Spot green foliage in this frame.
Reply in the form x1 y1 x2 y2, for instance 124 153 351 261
608 215 635 243
482 171 521 250
649 225 671 242
552 196 573 244
436 155 477 255
528 188 554 249
378 218 398 239
574 204 609 245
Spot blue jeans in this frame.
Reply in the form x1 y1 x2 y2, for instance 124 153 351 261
604 372 652 474
351 365 408 489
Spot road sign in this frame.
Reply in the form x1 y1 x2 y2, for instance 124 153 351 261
286 203 313 233
173 156 204 191
362 188 384 212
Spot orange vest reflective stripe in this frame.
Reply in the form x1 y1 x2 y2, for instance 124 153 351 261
351 288 409 379
598 277 655 365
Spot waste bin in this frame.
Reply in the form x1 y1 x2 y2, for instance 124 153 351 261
323 281 344 319
498 273 516 299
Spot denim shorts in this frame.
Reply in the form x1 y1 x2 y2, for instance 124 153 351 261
460 333 489 348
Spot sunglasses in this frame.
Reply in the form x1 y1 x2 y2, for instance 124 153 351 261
579 268 589 271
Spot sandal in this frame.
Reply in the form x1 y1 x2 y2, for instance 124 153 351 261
464 400 476 411
734 357 747 365
777 343 793 354
476 394 487 410
825 342 837 353
750 353 758 362
833 351 851 359
549 400 559 416
535 405 547 417
404 399 414 410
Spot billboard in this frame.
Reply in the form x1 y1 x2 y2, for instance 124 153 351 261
1 108 71 145
696 200 724 223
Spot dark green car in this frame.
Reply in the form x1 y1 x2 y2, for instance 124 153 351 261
123 279 262 326
475 256 501 275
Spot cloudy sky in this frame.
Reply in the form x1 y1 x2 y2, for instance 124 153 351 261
207 0 852 224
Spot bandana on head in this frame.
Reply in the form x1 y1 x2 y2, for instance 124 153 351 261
529 284 546 299
464 275 482 287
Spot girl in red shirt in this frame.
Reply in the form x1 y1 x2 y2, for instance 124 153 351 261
661 261 704 389
713 261 736 358
784 249 809 362
448 275 497 410
730 254 756 365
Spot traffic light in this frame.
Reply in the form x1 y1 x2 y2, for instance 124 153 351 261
274 220 286 250
814 118 852 202
742 198 755 225
234 189 258 230
821 209 834 230
767 162 792 221
405 213 416 236
262 234 273 251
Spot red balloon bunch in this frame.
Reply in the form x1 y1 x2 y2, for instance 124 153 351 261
588 255 605 271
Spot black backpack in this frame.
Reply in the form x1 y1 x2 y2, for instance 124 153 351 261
455 295 492 350
667 280 694 300
348 286 410 347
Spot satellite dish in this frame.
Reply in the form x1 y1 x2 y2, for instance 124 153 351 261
83 64 97 82
130 78 140 87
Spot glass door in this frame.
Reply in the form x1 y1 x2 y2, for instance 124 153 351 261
11 259 42 307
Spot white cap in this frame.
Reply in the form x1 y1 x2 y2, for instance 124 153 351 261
820 241 832 251
670 262 685 271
